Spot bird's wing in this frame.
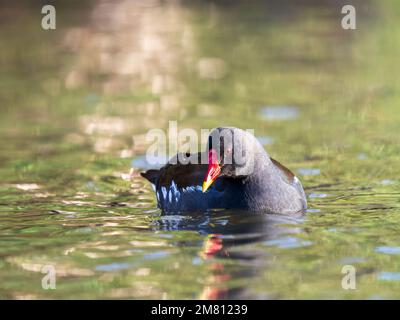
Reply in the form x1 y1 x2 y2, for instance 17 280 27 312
270 157 307 209
141 152 208 189
140 169 160 185
270 157 295 184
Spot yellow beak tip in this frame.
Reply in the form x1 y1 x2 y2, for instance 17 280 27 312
202 181 211 193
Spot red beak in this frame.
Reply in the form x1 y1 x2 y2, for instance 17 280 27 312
202 149 221 193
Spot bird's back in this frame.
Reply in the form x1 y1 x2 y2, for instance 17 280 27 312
140 153 246 212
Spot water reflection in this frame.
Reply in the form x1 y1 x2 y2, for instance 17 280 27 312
260 106 299 121
378 272 400 281
2 0 400 300
154 210 305 299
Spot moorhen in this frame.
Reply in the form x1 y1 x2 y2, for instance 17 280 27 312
141 127 307 214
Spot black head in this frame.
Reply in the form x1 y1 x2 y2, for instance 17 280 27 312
203 127 267 192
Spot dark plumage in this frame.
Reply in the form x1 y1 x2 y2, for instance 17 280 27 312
141 127 307 214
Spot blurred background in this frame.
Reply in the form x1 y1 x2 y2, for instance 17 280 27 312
1 0 400 299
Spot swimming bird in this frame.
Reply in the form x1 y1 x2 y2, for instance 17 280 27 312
141 127 307 214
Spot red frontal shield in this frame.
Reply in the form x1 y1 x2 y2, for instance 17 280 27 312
202 149 221 193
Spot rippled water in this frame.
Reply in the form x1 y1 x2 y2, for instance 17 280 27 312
1 0 400 299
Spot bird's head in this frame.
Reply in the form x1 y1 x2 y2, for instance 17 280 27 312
202 127 266 192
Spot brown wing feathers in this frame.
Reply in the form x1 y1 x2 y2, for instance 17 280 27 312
270 158 295 184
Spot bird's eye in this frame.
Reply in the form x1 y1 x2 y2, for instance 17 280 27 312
223 148 233 164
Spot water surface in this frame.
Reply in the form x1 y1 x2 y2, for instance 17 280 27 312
1 0 400 299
